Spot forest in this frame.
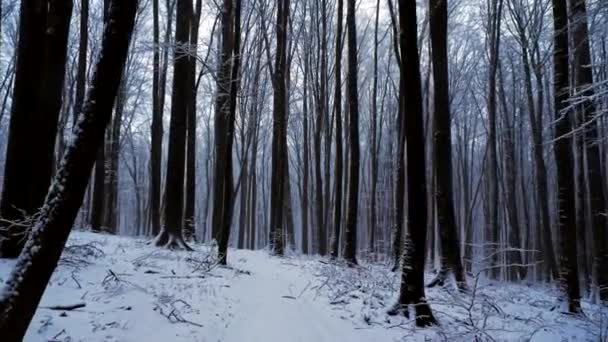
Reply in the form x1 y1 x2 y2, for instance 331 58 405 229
0 0 606 341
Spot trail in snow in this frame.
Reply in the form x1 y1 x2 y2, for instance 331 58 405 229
221 252 397 342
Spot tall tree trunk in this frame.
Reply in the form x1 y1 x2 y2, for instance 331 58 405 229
155 0 193 250
212 0 241 264
368 0 380 259
426 0 467 290
342 0 359 265
331 0 344 259
301 42 311 255
0 0 73 258
389 0 436 327
551 0 582 313
269 0 289 255
149 0 163 236
484 0 503 279
314 0 327 256
184 0 203 240
569 0 608 302
0 2 137 338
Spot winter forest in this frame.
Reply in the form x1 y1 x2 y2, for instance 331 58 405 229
0 0 606 340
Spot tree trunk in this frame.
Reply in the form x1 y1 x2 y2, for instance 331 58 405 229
149 0 163 236
212 0 241 264
484 0 503 279
389 0 436 327
426 0 467 290
551 0 582 313
0 2 137 338
0 0 73 258
184 0 203 241
569 0 608 302
330 0 344 259
342 0 359 265
155 0 193 250
269 0 289 256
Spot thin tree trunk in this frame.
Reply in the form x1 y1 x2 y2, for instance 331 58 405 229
331 0 344 259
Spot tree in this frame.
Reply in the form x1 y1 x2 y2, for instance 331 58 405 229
269 0 290 255
149 0 163 236
484 0 503 279
212 0 241 263
313 0 328 256
342 0 359 265
0 0 73 258
330 0 344 259
368 0 381 258
154 0 193 250
427 0 468 290
0 1 138 338
569 0 608 302
551 0 582 313
184 0 203 240
389 0 437 327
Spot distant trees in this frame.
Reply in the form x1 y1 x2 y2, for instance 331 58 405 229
0 1 138 338
0 0 73 258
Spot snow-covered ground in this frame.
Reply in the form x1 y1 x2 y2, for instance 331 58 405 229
0 231 604 341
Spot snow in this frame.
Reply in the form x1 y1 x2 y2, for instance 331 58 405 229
0 231 604 342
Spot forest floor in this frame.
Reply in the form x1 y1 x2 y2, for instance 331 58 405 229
0 231 605 342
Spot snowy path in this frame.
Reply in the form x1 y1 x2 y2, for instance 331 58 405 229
221 253 395 342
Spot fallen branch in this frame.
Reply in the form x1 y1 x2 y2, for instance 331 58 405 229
42 303 86 311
